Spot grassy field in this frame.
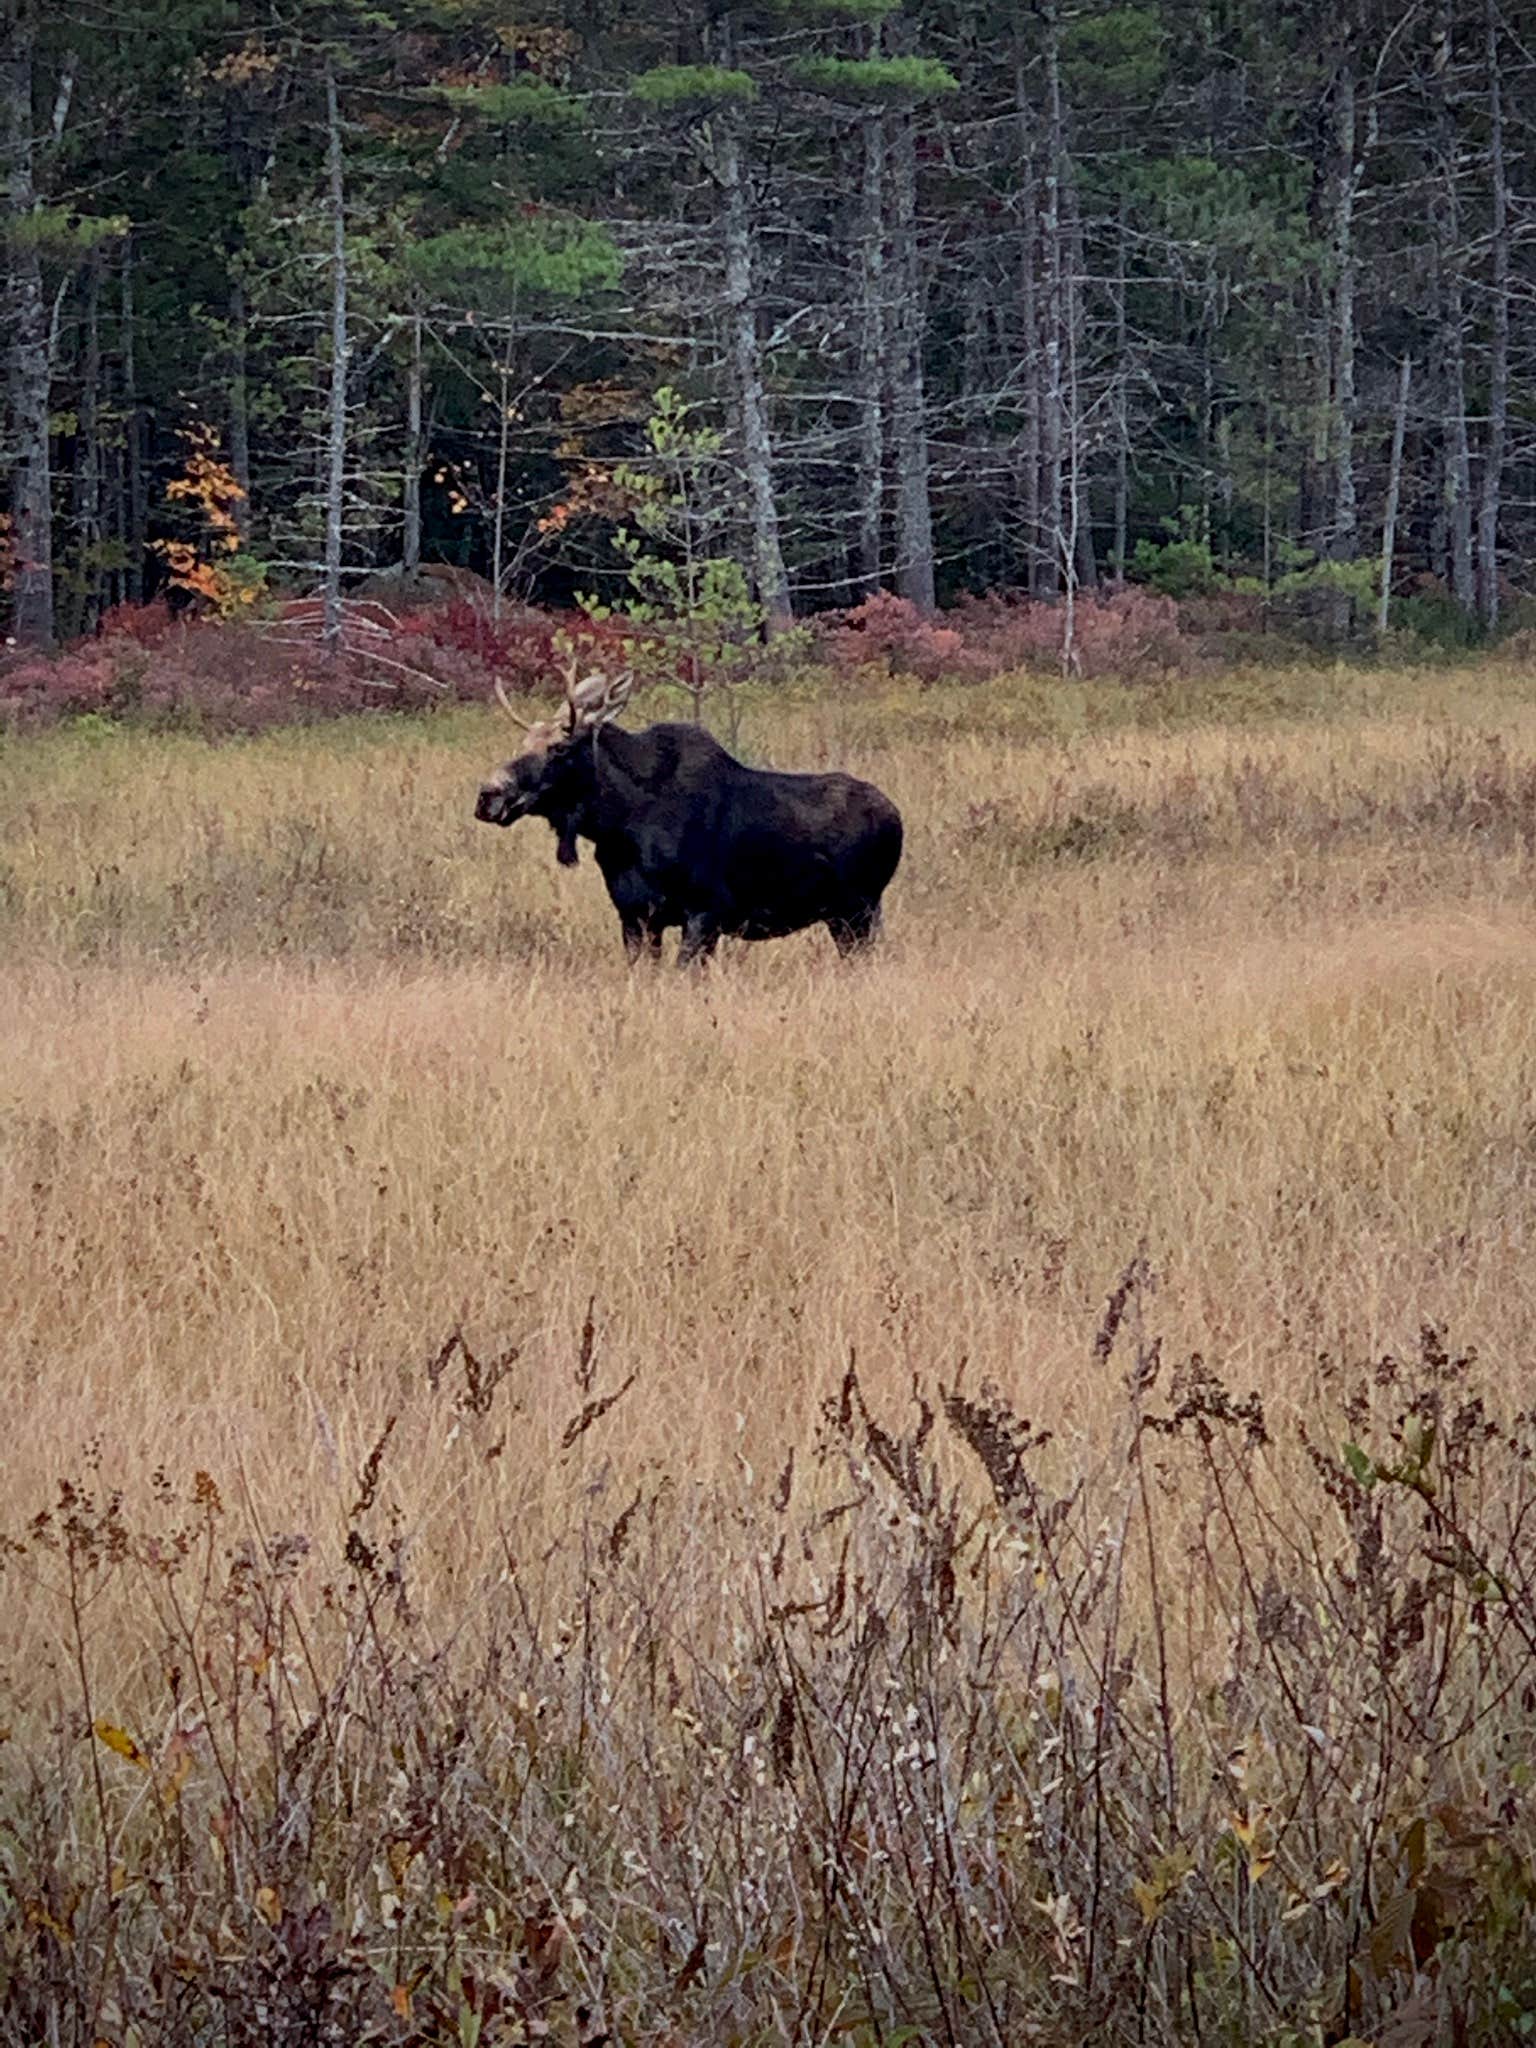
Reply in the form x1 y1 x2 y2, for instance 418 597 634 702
5 663 1536 2042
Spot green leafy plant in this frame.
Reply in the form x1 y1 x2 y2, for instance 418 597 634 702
585 386 766 731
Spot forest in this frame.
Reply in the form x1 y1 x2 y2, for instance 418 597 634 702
2 0 1533 660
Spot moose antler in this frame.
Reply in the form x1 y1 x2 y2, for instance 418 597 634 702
493 679 536 729
494 662 634 742
567 666 635 731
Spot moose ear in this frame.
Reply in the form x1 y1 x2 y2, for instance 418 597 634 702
607 667 636 715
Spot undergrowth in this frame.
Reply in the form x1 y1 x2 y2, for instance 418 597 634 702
3 1272 1535 2046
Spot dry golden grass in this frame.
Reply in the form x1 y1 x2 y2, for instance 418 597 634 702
9 666 1536 2040
3 673 1536 1642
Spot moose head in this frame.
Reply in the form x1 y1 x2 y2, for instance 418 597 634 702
473 660 636 863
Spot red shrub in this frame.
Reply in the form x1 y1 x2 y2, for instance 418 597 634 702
0 598 647 734
820 585 1191 685
958 586 1189 681
95 598 177 647
817 592 968 683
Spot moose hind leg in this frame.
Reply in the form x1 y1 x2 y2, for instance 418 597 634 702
621 912 665 964
827 903 882 957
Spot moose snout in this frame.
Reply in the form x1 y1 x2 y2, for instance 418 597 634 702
475 783 514 825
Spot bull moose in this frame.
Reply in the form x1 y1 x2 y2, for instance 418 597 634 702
474 669 903 965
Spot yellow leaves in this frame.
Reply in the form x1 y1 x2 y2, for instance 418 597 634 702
94 1720 149 1769
25 1895 78 1946
495 22 576 75
1228 1804 1276 1883
93 1713 193 1806
254 1884 283 1927
1130 1844 1195 1925
207 41 283 89
156 1730 196 1808
164 429 245 553
156 425 257 618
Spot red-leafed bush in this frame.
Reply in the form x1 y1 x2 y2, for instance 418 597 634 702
817 591 968 683
95 598 177 647
819 585 1193 685
0 595 663 734
954 586 1190 681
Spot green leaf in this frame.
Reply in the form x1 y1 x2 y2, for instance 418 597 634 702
405 219 621 307
435 81 584 126
1342 1443 1378 1491
791 56 959 102
631 65 758 110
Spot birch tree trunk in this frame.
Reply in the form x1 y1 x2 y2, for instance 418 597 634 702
1476 0 1507 630
322 60 348 653
3 12 55 646
887 105 935 612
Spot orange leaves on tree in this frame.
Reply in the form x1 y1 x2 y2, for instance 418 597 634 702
496 24 576 76
164 424 245 552
155 426 259 617
539 383 641 538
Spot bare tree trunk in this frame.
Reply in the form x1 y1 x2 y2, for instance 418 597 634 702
68 248 103 639
713 31 789 630
887 105 935 612
3 12 55 646
122 234 146 603
1431 5 1474 615
1040 0 1066 597
228 275 251 547
1112 189 1129 579
1378 355 1411 634
1061 253 1081 677
322 60 348 653
852 50 887 595
1013 57 1044 595
1328 31 1358 566
403 307 423 573
1066 173 1094 591
1476 0 1507 630
491 340 512 624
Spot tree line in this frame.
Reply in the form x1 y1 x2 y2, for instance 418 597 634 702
2 0 1532 652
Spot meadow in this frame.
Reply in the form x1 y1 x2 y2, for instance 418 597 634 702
5 662 1536 2043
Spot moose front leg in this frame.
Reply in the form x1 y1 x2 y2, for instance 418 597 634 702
676 911 721 969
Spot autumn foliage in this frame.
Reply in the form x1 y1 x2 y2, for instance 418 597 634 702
0 580 1207 735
